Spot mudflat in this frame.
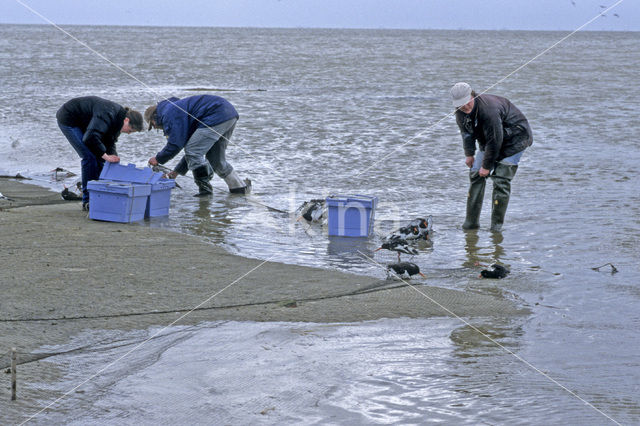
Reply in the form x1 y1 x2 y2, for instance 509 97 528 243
0 178 527 359
0 178 529 419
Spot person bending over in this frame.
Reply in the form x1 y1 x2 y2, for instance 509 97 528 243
451 82 532 231
57 96 143 210
145 95 249 197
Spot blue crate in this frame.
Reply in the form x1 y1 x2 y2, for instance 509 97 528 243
87 180 151 223
95 162 176 219
145 179 176 218
99 162 162 184
326 194 378 237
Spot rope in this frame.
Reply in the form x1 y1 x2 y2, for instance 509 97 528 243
0 280 406 324
1 323 223 370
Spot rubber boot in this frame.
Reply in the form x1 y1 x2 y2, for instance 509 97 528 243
462 171 486 229
192 164 213 197
490 163 518 232
224 170 251 194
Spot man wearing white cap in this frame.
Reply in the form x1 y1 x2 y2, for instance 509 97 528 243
451 82 532 231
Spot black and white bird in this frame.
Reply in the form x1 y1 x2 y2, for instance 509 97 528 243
61 182 83 201
297 199 327 223
375 239 419 261
387 262 425 279
382 216 433 243
61 188 82 201
480 264 510 279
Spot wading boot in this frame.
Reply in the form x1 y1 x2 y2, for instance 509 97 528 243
462 171 486 230
192 164 214 197
224 170 251 194
490 163 518 232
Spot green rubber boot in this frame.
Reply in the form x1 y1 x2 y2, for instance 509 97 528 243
490 163 518 232
192 164 214 197
462 171 486 230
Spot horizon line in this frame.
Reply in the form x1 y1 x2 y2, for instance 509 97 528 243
0 21 637 33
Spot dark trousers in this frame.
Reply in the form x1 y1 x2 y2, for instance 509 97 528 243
58 123 104 204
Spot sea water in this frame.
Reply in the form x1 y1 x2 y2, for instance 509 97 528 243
1 25 639 424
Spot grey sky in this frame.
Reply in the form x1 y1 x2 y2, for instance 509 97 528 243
2 0 637 31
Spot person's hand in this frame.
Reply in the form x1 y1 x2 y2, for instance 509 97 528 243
148 157 158 166
479 167 490 177
102 154 120 163
465 156 474 168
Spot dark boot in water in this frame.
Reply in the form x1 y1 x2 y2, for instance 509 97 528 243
192 164 214 197
463 171 486 230
490 163 518 232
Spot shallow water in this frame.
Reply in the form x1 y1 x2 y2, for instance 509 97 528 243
1 25 639 424
13 319 621 425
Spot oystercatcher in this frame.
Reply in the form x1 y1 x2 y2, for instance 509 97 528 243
297 199 327 223
375 239 419 261
480 264 510 279
60 182 83 201
382 216 433 243
387 262 425 278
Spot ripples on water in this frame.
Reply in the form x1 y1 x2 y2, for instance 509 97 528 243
17 320 611 425
1 25 639 424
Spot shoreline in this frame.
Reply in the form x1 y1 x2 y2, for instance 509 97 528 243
0 178 527 356
0 177 528 418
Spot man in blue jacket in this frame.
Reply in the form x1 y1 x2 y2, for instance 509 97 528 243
145 95 250 196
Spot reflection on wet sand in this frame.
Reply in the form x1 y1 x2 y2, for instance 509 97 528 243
450 319 524 358
463 230 506 269
181 196 236 243
461 230 522 301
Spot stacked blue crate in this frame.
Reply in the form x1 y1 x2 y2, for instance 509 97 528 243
86 180 151 222
87 162 175 222
146 178 176 217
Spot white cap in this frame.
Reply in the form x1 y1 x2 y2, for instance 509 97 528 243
450 82 472 108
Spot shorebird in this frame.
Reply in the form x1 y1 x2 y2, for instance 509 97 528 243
298 199 326 222
375 239 419 261
61 183 83 201
480 264 510 279
382 216 433 243
387 262 425 279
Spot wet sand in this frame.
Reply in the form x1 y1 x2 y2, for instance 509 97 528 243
0 178 529 352
0 178 527 417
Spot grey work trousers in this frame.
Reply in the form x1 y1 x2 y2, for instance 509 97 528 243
174 118 237 179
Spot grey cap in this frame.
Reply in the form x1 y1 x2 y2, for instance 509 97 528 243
450 82 472 108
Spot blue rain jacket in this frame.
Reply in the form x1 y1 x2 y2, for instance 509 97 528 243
154 95 239 164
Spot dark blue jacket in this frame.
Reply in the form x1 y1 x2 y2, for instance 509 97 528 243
154 95 239 164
